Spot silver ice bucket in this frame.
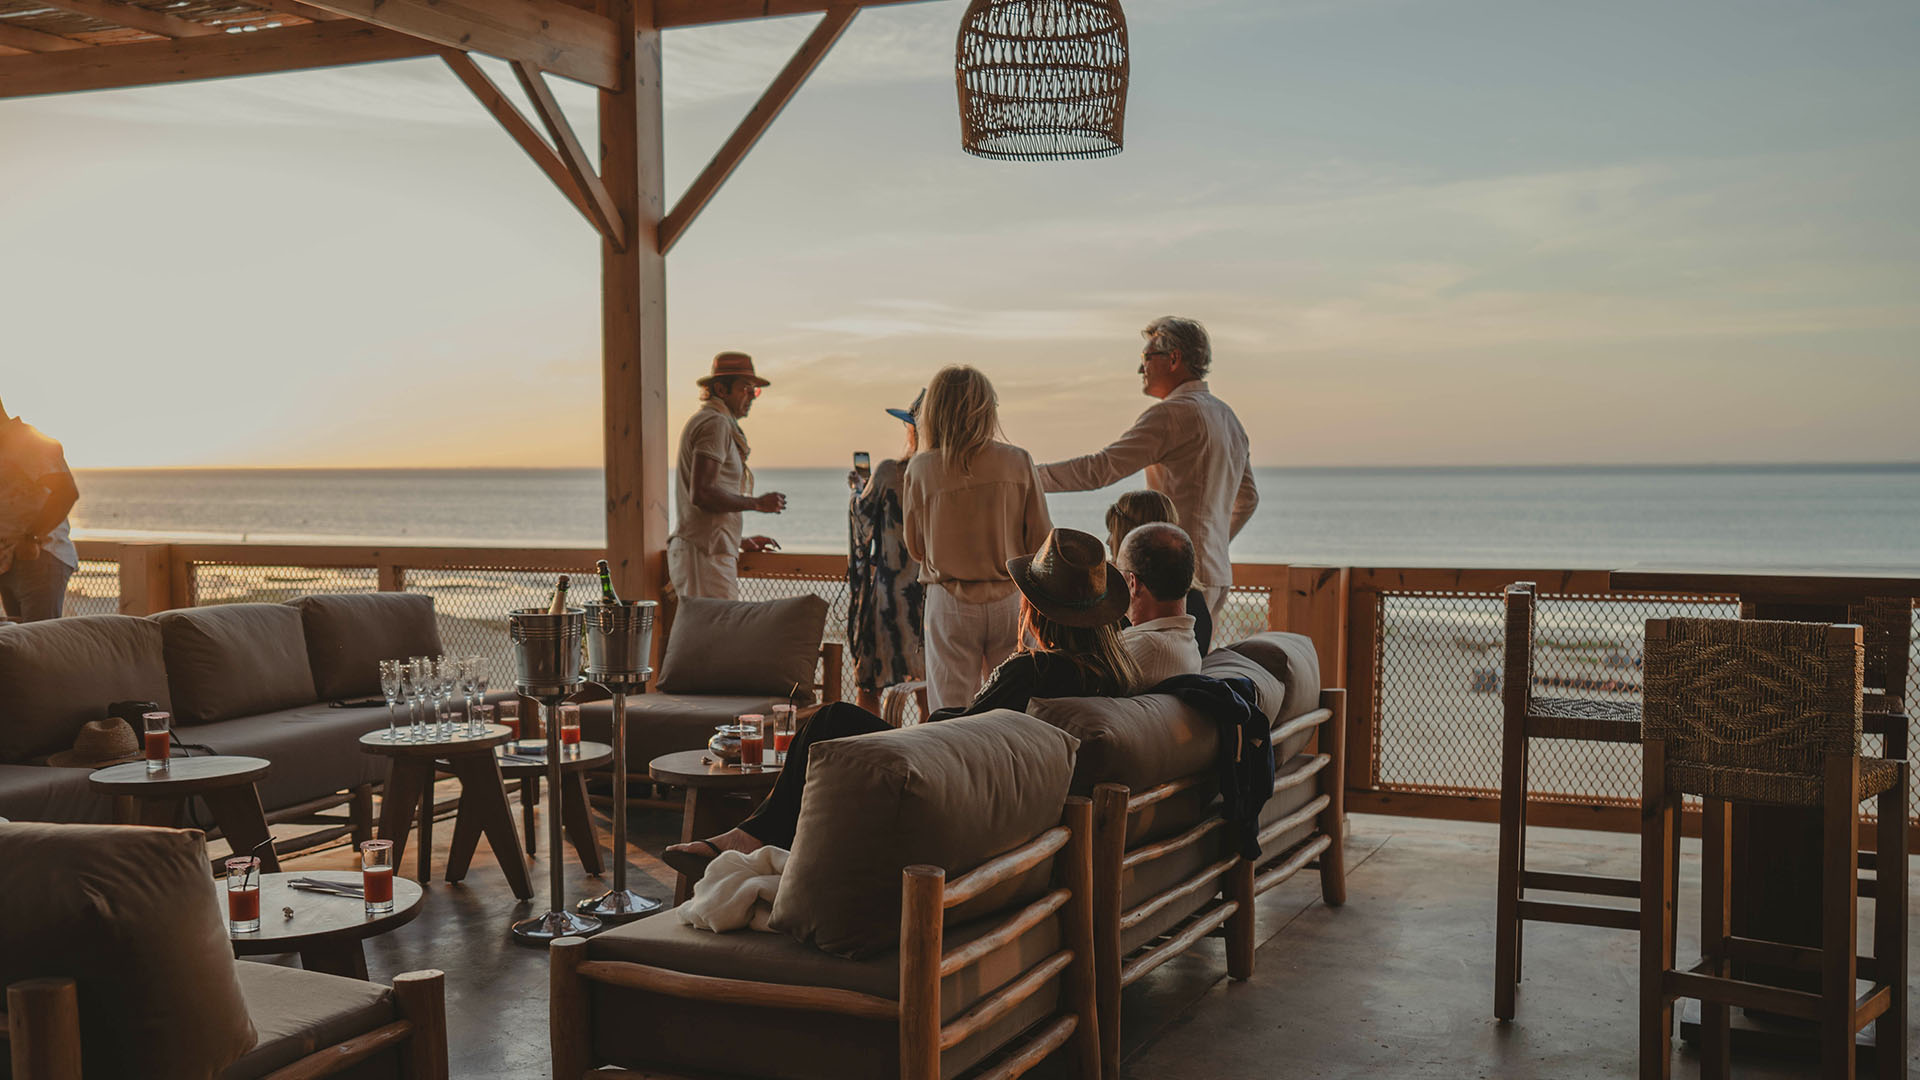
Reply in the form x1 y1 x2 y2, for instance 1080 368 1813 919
510 607 585 698
586 600 657 687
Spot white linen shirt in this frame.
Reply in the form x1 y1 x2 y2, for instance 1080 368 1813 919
671 398 750 556
1121 614 1203 687
1036 381 1257 591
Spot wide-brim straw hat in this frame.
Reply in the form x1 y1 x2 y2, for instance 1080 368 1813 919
886 388 926 425
696 351 770 388
1007 528 1130 628
47 718 144 768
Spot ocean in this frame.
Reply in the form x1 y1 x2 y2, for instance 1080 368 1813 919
68 463 1920 569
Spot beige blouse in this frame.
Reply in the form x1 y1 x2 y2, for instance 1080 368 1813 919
903 440 1053 603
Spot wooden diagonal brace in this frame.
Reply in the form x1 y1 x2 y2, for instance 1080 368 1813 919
513 60 626 249
657 6 856 254
441 52 604 236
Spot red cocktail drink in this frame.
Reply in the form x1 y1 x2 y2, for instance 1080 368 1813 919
740 731 764 767
228 886 260 923
145 730 170 762
364 866 394 905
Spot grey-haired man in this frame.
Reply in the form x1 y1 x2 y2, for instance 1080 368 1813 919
1037 317 1257 615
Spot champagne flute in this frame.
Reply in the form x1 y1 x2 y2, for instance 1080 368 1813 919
406 656 432 742
437 656 459 738
378 659 404 741
467 656 490 737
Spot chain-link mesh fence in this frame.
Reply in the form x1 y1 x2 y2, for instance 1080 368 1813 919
60 559 121 617
187 563 378 606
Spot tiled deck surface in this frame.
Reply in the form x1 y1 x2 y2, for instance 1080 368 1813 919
277 795 1916 1079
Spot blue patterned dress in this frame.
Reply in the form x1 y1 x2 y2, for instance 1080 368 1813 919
847 458 926 692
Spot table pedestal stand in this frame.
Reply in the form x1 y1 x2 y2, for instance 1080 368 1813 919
577 686 661 920
508 607 601 946
578 599 661 921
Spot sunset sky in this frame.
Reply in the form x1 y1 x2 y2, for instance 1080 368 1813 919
2 0 1916 469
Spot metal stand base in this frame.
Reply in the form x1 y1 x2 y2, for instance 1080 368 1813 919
576 888 661 920
511 909 602 945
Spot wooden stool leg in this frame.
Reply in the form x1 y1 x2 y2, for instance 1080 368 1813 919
521 777 538 857
1821 754 1859 1080
299 939 370 980
448 752 533 900
561 771 605 876
350 784 375 848
1700 797 1731 1080
1874 764 1907 1080
1493 717 1527 1020
1640 740 1675 1080
417 774 436 882
377 763 430 878
201 783 279 872
445 788 485 884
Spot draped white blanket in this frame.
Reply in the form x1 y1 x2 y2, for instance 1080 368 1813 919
678 846 789 933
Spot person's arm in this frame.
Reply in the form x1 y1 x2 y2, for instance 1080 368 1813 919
28 469 76 540
690 455 782 515
1228 455 1258 540
1022 457 1053 554
902 465 928 567
1035 406 1169 493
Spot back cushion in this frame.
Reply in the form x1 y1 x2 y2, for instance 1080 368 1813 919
1222 632 1321 723
657 594 828 696
156 604 317 724
0 823 257 1079
290 593 442 701
770 710 1078 959
1026 693 1217 797
0 615 171 763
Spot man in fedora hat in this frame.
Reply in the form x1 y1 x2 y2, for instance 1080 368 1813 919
669 353 787 601
0 395 80 622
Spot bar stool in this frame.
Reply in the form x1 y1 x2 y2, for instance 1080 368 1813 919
1853 597 1911 896
1639 617 1907 1080
1493 581 1648 1020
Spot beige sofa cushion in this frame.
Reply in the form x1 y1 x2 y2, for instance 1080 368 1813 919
586 905 1060 1080
1025 693 1216 798
223 962 398 1079
0 615 171 763
656 594 828 696
0 823 257 1079
290 593 442 702
769 710 1077 959
157 604 317 724
1221 632 1321 723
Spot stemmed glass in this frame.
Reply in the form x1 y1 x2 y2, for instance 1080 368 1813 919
378 660 405 742
436 655 459 738
405 656 432 742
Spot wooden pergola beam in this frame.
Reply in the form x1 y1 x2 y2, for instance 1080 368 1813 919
0 23 92 52
0 20 433 99
657 5 853 254
238 0 345 22
653 0 926 30
512 60 626 247
441 51 604 235
35 0 224 38
295 0 620 88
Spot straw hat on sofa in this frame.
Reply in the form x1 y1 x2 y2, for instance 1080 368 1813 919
1007 528 1129 628
47 718 145 768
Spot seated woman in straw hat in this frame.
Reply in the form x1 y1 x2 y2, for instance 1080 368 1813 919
665 527 1142 876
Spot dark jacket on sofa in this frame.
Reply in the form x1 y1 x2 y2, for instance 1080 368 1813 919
1150 672 1274 859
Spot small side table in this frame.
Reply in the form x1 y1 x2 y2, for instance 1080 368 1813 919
494 741 612 876
91 756 281 872
230 870 424 979
648 749 780 905
359 726 532 900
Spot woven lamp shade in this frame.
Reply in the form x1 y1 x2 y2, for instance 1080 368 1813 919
956 0 1130 161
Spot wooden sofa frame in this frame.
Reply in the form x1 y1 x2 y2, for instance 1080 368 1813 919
3 969 450 1080
550 797 1102 1080
1088 688 1346 1078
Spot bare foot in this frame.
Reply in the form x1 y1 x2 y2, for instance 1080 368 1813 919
667 828 763 860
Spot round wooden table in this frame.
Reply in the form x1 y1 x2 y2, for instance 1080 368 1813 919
90 756 280 872
358 725 531 900
229 870 424 979
493 741 611 874
648 749 780 905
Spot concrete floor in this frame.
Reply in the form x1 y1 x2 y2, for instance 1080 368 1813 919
272 794 1916 1079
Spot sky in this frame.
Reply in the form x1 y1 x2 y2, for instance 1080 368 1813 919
1 0 1917 470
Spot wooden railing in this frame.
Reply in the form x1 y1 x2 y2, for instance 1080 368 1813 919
63 540 1918 841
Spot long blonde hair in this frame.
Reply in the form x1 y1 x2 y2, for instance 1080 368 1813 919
1017 600 1143 697
920 366 999 473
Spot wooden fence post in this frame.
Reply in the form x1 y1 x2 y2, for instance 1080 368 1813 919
114 541 173 615
1286 565 1349 690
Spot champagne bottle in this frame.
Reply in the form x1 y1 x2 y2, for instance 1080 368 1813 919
596 559 621 605
548 575 570 615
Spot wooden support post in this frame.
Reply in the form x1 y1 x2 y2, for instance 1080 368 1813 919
1058 797 1102 1080
390 969 449 1080
1090 783 1127 1080
6 977 83 1080
116 541 173 615
1287 565 1348 690
899 864 945 1080
597 0 669 631
550 937 592 1079
378 564 405 591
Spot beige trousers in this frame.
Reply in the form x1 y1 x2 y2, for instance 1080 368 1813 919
667 537 739 601
923 586 1021 713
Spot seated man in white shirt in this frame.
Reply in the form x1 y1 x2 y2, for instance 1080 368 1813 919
1116 523 1204 686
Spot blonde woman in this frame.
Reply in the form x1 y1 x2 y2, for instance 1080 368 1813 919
903 366 1052 711
1104 489 1213 652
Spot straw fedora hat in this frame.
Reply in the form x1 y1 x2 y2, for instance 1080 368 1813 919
1007 528 1129 628
47 718 144 768
696 351 770 389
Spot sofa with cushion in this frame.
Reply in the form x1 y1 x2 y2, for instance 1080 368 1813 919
0 821 447 1080
549 710 1101 1080
575 593 839 773
1023 631 1346 1077
0 594 445 851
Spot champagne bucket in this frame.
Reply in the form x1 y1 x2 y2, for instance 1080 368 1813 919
510 607 585 699
586 600 657 688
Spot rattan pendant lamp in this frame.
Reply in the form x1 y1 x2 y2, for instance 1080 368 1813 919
956 0 1130 161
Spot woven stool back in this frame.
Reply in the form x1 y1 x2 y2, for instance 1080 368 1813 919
1643 617 1864 806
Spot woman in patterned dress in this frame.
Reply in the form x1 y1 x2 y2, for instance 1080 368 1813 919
848 392 927 714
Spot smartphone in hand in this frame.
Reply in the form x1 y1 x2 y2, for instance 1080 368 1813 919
852 451 871 488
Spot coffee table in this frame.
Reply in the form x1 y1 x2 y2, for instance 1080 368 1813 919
648 749 780 905
493 741 612 875
91 756 280 872
229 870 424 979
359 725 532 900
